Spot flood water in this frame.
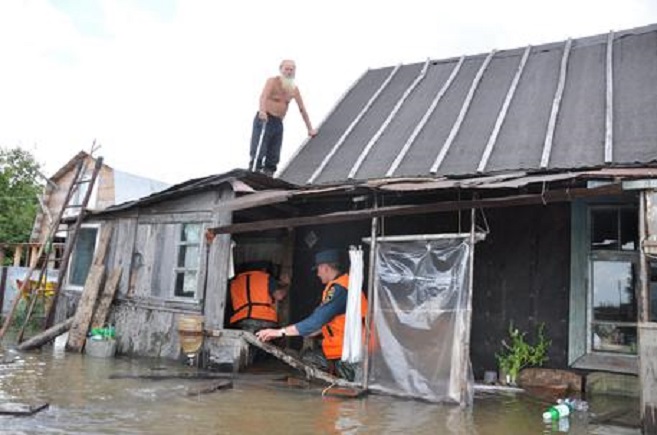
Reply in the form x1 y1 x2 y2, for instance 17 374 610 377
0 343 641 434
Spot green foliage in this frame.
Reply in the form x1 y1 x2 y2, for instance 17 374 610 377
12 296 46 333
0 147 42 252
495 322 551 384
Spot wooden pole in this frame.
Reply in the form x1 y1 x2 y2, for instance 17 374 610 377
459 207 477 406
13 245 22 267
239 331 358 388
362 196 378 391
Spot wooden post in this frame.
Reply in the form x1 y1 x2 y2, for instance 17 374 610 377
639 190 657 433
362 195 378 391
0 266 7 315
13 245 22 267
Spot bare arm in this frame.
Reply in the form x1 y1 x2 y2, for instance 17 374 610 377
294 88 317 137
256 324 300 341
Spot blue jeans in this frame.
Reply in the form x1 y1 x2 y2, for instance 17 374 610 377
250 113 283 173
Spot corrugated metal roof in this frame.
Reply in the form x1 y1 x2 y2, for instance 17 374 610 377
279 23 657 186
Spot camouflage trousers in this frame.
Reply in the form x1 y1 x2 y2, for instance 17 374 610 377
300 347 359 382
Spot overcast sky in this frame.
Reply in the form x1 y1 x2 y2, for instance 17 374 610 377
2 0 657 185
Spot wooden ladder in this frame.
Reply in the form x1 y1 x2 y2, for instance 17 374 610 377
0 156 104 341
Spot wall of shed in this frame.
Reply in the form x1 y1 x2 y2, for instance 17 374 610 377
66 187 234 359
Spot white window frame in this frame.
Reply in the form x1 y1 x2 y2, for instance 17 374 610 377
170 222 204 301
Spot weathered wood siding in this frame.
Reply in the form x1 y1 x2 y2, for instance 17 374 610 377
640 323 657 433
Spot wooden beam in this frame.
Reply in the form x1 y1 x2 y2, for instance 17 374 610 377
349 59 430 179
478 46 531 172
240 331 358 388
308 64 402 184
387 56 465 177
431 50 497 174
17 317 74 351
540 38 572 168
210 184 622 235
66 265 106 352
91 267 122 329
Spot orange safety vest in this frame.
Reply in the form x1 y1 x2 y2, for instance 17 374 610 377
321 274 368 360
229 271 278 325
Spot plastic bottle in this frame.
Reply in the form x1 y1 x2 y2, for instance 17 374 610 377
542 403 571 421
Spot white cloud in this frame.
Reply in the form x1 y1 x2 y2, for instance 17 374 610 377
1 0 656 184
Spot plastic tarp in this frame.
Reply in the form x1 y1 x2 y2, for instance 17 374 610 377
367 237 474 404
342 246 364 363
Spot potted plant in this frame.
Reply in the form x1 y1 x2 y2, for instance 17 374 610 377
495 322 550 386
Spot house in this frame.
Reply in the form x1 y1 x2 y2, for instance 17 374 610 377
61 23 657 428
29 151 169 291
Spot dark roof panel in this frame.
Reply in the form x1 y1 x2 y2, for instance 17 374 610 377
279 68 393 184
279 23 657 186
438 50 522 175
485 45 563 172
614 29 657 163
313 63 424 184
549 41 606 169
394 57 483 177
353 60 460 180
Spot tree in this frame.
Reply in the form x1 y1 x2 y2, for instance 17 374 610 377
0 147 43 255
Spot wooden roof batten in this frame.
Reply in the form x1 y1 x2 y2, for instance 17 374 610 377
386 56 466 177
605 30 614 163
278 69 369 177
540 38 573 169
307 64 402 184
430 50 498 174
348 59 431 179
477 45 532 173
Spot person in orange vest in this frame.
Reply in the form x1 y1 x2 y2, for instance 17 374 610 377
228 261 288 334
256 249 366 381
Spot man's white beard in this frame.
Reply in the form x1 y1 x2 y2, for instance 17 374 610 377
281 76 296 92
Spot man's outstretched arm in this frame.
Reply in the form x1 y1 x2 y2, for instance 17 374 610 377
294 88 317 137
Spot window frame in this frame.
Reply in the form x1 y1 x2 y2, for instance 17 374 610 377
170 222 205 301
64 223 101 291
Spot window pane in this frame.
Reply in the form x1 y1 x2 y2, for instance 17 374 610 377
591 209 618 250
177 246 200 269
592 324 637 354
69 228 98 286
174 271 197 298
182 224 201 243
620 208 638 251
592 260 636 322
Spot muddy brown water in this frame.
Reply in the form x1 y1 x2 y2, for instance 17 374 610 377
0 344 640 434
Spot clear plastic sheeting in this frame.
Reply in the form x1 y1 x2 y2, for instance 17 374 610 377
367 236 474 405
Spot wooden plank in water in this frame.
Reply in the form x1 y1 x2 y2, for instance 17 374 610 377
185 380 233 396
323 386 367 399
240 331 358 388
0 402 49 416
17 317 74 351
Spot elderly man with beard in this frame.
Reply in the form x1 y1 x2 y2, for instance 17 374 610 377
249 59 317 176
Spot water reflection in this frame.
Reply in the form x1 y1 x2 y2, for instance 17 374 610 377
0 345 641 434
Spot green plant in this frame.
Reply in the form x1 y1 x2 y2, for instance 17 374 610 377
495 322 551 385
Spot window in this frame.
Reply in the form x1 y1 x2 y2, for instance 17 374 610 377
173 223 202 298
589 206 638 355
68 226 99 288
